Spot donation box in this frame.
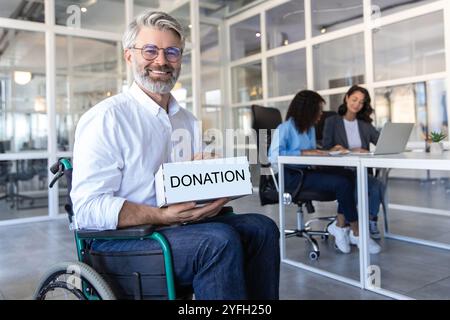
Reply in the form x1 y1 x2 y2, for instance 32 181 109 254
155 156 253 207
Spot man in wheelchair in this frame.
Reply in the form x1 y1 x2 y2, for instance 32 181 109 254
68 10 280 300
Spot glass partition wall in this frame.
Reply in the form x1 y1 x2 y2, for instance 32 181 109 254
225 0 450 300
1 0 450 227
227 0 450 149
0 1 127 223
0 25 50 222
0 0 226 224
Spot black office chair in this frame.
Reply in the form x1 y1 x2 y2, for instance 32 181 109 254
316 111 338 149
0 142 14 204
375 167 391 236
7 159 36 209
0 140 36 208
29 159 49 190
0 161 10 202
251 105 337 260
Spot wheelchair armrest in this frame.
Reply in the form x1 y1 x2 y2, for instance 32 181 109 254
218 206 234 215
77 207 234 240
76 224 156 239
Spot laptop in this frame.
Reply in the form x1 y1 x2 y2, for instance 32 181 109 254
349 122 414 155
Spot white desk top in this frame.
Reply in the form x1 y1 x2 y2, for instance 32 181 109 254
359 151 450 170
278 155 360 167
277 150 450 300
278 151 450 171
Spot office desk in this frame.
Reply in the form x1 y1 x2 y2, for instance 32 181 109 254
278 152 450 299
277 155 366 290
359 152 450 299
360 152 450 250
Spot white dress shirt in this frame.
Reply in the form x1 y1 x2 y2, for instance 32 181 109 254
71 82 201 230
343 118 362 150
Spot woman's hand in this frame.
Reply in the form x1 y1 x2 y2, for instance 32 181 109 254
301 149 328 156
350 148 369 153
330 144 348 152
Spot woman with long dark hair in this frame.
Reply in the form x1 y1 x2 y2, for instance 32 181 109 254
323 85 384 239
269 90 381 254
323 85 379 152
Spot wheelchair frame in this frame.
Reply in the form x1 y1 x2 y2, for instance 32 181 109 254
35 158 177 300
74 230 177 300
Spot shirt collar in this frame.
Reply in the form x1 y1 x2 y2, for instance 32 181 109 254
167 95 181 116
128 82 181 117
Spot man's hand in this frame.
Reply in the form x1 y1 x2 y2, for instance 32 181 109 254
161 198 229 225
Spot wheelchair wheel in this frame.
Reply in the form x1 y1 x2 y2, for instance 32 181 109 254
33 261 116 300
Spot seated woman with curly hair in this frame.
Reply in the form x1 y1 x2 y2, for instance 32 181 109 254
269 90 381 254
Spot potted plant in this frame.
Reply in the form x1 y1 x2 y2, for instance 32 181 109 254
428 131 447 154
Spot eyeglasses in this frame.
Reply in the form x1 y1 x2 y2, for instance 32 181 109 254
131 44 183 63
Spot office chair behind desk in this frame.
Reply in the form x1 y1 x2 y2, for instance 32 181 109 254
0 141 36 209
0 161 10 202
251 105 336 261
7 160 36 209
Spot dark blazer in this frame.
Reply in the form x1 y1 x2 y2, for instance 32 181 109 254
322 115 380 150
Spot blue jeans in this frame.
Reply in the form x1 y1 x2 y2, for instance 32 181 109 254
284 168 358 222
90 213 280 300
336 174 385 220
366 175 384 219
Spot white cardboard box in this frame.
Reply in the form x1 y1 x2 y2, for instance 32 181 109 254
155 156 253 207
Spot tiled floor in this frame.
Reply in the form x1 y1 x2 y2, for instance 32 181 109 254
1 177 450 300
228 188 450 299
0 217 389 300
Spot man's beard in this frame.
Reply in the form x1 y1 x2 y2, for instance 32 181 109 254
132 62 180 94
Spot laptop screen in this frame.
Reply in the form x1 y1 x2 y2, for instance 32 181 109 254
373 123 414 155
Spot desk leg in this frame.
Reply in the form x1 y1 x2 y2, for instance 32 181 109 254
278 163 286 261
359 168 415 299
277 160 365 290
357 163 370 290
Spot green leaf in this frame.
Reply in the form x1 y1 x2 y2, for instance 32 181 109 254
429 131 447 142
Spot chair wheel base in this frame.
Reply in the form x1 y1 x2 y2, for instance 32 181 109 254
309 251 320 260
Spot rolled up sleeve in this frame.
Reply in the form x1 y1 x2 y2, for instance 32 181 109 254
71 107 126 230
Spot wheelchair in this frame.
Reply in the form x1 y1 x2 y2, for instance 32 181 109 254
33 158 180 300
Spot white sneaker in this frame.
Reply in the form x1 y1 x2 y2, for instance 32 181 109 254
349 230 381 254
327 221 351 254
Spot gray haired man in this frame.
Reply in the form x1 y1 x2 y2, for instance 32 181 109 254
71 10 280 299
